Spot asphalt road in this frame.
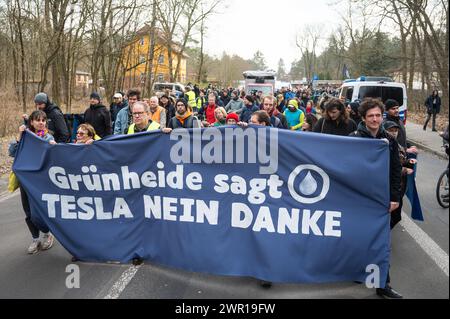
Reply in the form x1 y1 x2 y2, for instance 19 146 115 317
0 151 448 299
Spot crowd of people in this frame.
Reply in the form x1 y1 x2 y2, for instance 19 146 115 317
9 83 432 299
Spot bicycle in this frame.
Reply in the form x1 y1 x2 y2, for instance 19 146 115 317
436 143 449 208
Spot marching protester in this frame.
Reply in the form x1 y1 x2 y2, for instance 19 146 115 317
110 92 128 128
195 90 207 115
313 98 357 136
225 90 244 114
166 99 199 130
226 112 239 125
185 86 197 112
423 90 441 131
125 101 161 134
84 92 112 138
302 113 319 132
148 96 167 129
114 89 140 135
160 94 176 126
75 123 98 145
305 100 316 115
220 89 231 108
9 110 56 254
283 99 305 131
33 92 70 143
349 98 403 299
212 107 227 127
383 121 417 229
384 99 418 155
250 110 272 126
199 93 218 125
261 95 288 129
347 101 362 126
239 95 259 123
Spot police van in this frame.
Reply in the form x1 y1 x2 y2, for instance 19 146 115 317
339 76 408 124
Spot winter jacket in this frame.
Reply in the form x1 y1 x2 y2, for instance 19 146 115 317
161 102 176 126
225 99 244 114
349 122 402 202
199 104 217 124
384 114 408 148
283 108 305 130
114 106 132 135
168 114 197 129
110 100 128 126
313 117 357 136
43 103 70 143
425 95 441 114
84 103 112 138
240 104 260 123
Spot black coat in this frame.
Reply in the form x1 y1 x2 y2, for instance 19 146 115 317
349 122 402 203
384 114 408 148
425 95 441 114
84 104 112 138
43 103 70 143
313 117 357 136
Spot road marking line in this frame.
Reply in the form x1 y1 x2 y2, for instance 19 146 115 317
401 213 449 277
0 191 19 203
103 265 142 299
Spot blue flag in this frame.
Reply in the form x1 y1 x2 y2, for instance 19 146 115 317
13 128 391 286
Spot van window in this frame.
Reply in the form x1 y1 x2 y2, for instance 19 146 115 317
346 87 353 101
358 86 404 105
382 87 404 105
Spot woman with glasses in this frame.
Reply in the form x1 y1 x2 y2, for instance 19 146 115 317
75 124 98 144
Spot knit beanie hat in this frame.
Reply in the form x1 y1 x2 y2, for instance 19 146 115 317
34 93 48 105
226 113 239 123
385 99 399 111
90 92 101 101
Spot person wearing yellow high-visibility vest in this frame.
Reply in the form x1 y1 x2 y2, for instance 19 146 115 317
126 101 160 134
185 86 197 112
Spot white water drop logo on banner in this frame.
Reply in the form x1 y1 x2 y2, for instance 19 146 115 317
288 165 330 204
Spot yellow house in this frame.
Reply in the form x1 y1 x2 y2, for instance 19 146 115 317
123 27 188 88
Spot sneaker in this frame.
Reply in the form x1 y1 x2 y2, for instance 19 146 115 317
376 285 403 299
41 233 54 250
27 240 41 254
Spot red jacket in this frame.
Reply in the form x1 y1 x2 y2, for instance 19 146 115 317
205 104 217 124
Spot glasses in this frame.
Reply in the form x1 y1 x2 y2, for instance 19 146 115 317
263 103 274 106
132 112 146 117
76 131 87 136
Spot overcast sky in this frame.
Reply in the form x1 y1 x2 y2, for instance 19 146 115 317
203 0 340 72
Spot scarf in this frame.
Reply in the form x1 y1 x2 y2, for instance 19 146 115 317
36 129 48 138
176 110 193 126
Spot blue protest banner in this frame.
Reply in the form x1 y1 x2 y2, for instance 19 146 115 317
13 127 391 285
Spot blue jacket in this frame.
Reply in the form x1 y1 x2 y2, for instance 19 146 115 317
114 106 131 134
239 104 260 123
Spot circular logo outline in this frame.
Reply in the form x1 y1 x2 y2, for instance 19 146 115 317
288 165 330 204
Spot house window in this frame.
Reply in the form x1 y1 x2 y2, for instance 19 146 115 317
157 74 164 82
139 55 146 64
140 37 145 46
158 54 164 64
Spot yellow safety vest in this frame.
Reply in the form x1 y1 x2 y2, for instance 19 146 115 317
127 121 160 134
186 91 196 108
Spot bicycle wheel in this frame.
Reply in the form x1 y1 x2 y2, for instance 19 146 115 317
436 170 449 208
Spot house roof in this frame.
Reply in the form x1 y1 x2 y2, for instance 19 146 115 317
135 25 189 58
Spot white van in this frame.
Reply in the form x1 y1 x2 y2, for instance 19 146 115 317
339 77 408 124
152 82 185 98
